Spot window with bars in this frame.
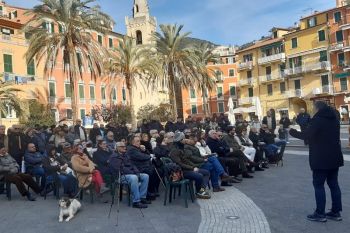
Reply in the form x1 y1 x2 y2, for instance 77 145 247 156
90 85 95 99
318 30 326 42
49 82 56 97
3 54 13 73
27 59 35 75
78 84 85 99
65 83 72 98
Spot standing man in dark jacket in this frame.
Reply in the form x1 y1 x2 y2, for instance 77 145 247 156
8 125 27 166
109 142 149 208
174 117 186 132
296 108 311 145
165 120 175 133
279 113 291 143
89 123 102 146
74 119 87 142
262 110 276 134
290 101 344 222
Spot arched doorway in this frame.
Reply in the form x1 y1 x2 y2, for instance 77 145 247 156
291 98 307 116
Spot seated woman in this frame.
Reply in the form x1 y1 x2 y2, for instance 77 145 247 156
71 144 107 197
140 133 153 154
195 131 215 157
0 144 40 201
234 126 256 163
42 147 77 197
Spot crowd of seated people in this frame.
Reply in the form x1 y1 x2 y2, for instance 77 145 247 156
0 113 287 210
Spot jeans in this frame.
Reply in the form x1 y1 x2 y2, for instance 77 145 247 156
183 169 210 192
201 157 225 188
265 140 286 158
284 128 290 142
123 173 149 203
49 174 77 195
313 169 342 214
31 167 46 189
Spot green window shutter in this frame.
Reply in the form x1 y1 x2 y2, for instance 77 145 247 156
190 88 196 98
280 82 286 93
336 31 344 42
318 30 326 42
319 51 328 62
338 53 345 65
292 38 298 48
27 59 35 75
109 38 113 48
191 105 197 114
122 88 126 101
3 54 13 73
50 23 54 33
76 53 82 68
218 103 224 113
98 35 103 45
217 87 223 98
59 24 63 33
334 12 342 23
248 88 254 97
49 82 56 97
230 86 236 96
229 69 235 77
101 86 106 100
80 109 85 119
65 83 72 98
42 22 47 29
112 88 117 100
340 77 348 91
79 84 84 98
90 86 95 99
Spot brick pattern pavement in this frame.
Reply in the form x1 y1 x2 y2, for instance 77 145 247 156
197 187 271 233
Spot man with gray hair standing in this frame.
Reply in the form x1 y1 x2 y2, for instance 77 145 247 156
290 101 344 222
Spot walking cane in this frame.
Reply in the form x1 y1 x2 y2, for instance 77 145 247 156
154 166 166 189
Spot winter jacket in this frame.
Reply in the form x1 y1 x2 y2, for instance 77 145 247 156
24 151 44 172
279 117 291 129
126 145 152 174
206 137 230 157
165 121 175 132
106 139 117 152
169 143 200 171
71 154 95 188
235 135 253 147
290 107 344 170
195 141 212 157
222 134 241 151
89 128 102 145
184 144 205 167
174 122 186 132
262 116 276 132
42 156 65 176
108 152 140 176
296 113 311 129
92 148 113 176
8 133 26 158
153 144 170 167
0 134 8 150
0 154 19 179
259 129 276 145
74 125 87 142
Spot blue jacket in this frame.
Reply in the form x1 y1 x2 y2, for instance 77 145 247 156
108 152 140 176
126 145 152 173
296 113 311 128
24 150 44 171
93 148 112 176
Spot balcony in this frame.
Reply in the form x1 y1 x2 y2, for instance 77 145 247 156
329 42 344 52
90 99 96 105
312 85 334 95
258 53 286 65
49 97 57 104
284 89 303 98
285 61 331 77
238 97 255 106
339 19 350 30
64 98 71 104
238 61 253 70
79 98 86 104
259 73 284 83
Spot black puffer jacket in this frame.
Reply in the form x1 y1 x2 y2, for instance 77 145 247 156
126 145 152 174
290 107 344 170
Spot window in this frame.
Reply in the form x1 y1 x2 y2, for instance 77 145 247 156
319 51 328 62
336 30 344 42
101 86 106 100
42 22 54 33
109 38 113 48
58 24 64 33
218 102 225 113
217 86 223 98
136 30 143 45
340 77 348 91
229 69 235 77
228 57 234 64
247 70 252 79
90 85 95 99
294 79 301 90
65 83 72 98
122 88 127 101
248 88 254 97
307 17 317 28
243 54 253 62
273 31 278 39
76 52 83 69
190 88 196 99
334 12 342 23
98 35 103 45
27 59 35 75
280 82 286 94
267 84 273 96
318 30 326 42
229 86 236 96
191 105 198 114
66 109 73 120
78 84 84 99
3 54 13 73
321 75 329 86
49 82 56 97
266 66 272 80
80 109 86 119
112 88 117 101
289 56 302 68
338 53 345 66
292 38 298 48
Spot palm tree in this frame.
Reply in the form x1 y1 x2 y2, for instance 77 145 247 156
108 36 159 126
23 0 114 121
0 82 25 122
153 24 199 119
192 43 220 117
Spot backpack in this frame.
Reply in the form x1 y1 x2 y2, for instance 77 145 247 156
164 163 183 182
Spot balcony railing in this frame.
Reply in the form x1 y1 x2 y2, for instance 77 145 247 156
238 97 255 106
90 99 96 105
258 53 286 65
238 61 253 70
238 78 255 86
312 85 334 95
329 42 344 52
285 61 330 77
64 98 71 104
79 98 86 104
49 97 57 104
259 73 284 83
284 89 303 98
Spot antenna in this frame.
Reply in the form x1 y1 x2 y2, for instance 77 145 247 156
302 7 313 16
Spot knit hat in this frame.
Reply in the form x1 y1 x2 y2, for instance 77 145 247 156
174 132 185 142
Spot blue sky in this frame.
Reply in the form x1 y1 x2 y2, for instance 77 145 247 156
8 0 335 46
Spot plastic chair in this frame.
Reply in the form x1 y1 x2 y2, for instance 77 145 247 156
43 175 60 200
160 157 195 208
110 174 132 207
0 179 11 200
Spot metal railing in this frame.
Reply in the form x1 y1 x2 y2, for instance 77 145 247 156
285 61 330 76
259 73 284 83
258 53 286 65
238 61 253 70
238 78 255 86
238 97 255 105
284 89 303 98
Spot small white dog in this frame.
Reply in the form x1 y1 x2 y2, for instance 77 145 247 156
59 198 81 222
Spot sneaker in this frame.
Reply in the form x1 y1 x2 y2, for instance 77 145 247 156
132 202 148 209
196 188 211 199
307 212 327 222
213 187 225 192
326 211 342 221
234 176 243 181
141 198 152 204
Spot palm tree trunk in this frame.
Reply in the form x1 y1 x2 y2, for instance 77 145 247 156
70 74 78 122
168 63 177 120
126 74 136 127
202 86 208 117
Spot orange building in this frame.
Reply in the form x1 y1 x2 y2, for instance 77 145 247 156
181 46 238 119
0 2 128 126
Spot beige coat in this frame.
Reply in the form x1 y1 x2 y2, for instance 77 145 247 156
71 154 95 188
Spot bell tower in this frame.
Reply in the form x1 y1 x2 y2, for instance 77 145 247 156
125 0 157 45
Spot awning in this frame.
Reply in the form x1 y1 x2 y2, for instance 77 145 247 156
232 106 257 114
335 72 350 78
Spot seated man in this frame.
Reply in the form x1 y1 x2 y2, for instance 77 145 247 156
93 140 113 177
60 142 73 168
24 143 46 190
0 143 40 201
109 142 150 209
105 131 117 152
184 135 233 192
259 124 286 163
126 135 159 199
169 132 211 199
249 127 268 168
